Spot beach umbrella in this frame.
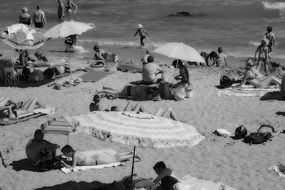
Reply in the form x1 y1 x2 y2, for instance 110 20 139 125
153 42 205 63
0 23 45 50
43 21 94 76
67 111 205 181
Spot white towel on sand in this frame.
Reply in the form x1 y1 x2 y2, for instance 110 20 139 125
61 162 125 174
271 165 285 178
217 85 278 97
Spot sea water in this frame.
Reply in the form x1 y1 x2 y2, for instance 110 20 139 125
0 0 285 58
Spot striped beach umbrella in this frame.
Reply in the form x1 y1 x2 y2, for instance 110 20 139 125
67 111 205 181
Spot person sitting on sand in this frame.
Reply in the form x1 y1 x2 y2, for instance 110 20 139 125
60 145 140 169
264 26 276 54
64 34 78 52
135 161 179 190
142 55 164 84
216 47 228 67
255 38 269 75
134 24 150 47
236 59 281 88
26 129 60 167
90 44 106 67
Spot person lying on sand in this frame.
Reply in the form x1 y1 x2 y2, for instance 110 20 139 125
142 55 164 84
235 59 281 88
26 129 60 168
0 97 44 119
135 161 179 190
60 145 140 169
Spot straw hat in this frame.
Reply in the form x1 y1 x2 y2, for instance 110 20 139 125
137 24 143 28
22 7 28 13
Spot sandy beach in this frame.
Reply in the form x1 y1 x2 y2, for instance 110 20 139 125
0 45 285 190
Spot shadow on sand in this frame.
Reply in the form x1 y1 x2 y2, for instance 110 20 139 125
260 91 284 101
35 181 106 190
10 159 44 172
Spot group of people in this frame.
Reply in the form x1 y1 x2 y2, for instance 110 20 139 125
19 6 47 29
25 128 178 190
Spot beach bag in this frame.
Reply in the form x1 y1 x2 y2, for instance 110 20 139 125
234 125 247 139
243 132 272 144
220 75 234 88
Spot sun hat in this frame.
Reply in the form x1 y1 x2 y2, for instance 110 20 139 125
137 24 143 28
22 7 28 13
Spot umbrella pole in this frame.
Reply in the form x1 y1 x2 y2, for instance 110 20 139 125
130 146 136 184
68 47 72 79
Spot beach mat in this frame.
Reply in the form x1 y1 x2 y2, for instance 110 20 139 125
217 85 279 97
80 70 111 82
0 112 44 126
61 162 125 174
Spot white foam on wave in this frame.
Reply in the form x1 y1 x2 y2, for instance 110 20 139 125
262 1 285 12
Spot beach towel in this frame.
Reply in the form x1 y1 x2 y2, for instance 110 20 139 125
0 106 55 126
61 162 125 174
271 165 285 178
80 70 111 82
217 84 278 97
135 174 237 190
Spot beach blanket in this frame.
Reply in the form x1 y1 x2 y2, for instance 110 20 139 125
217 84 279 97
135 174 237 190
61 162 125 174
80 70 111 82
0 106 55 126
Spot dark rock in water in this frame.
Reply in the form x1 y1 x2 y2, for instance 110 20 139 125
168 11 192 17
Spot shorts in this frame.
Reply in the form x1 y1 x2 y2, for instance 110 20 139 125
34 22 44 28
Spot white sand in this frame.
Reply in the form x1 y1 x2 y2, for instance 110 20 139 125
0 48 285 190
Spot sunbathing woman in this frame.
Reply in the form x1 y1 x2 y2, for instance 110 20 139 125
60 145 140 169
0 97 43 119
236 59 281 88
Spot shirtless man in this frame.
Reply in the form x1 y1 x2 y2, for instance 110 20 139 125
33 5 47 28
134 24 150 47
264 26 276 54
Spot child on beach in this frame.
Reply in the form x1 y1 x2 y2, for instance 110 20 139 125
60 145 139 168
134 24 150 47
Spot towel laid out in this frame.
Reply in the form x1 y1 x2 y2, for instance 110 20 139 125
61 162 125 174
217 84 278 97
0 106 55 126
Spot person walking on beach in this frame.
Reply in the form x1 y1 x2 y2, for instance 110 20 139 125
57 0 65 22
19 7 32 26
134 24 150 47
33 5 47 29
264 26 276 54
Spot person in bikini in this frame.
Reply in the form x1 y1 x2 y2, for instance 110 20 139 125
255 39 270 75
236 59 281 88
60 145 139 169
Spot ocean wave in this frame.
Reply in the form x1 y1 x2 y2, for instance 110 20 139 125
262 1 285 11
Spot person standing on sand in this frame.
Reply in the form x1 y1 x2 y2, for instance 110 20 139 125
264 26 276 54
134 24 150 47
217 47 228 67
19 7 32 26
57 0 65 22
33 5 47 29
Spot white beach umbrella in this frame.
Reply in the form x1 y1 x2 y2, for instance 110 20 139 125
1 23 45 50
67 111 205 180
153 42 205 63
43 21 94 76
43 20 94 39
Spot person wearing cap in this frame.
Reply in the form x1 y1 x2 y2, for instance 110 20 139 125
264 26 276 54
134 24 150 47
19 7 32 26
255 38 269 75
142 55 164 84
236 58 281 88
33 5 47 28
